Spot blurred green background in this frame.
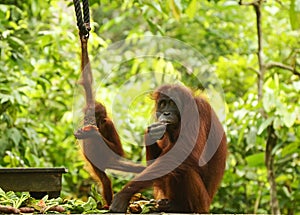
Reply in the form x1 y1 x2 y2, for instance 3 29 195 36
0 0 299 214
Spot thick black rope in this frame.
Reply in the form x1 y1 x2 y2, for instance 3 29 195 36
82 0 90 26
73 0 90 38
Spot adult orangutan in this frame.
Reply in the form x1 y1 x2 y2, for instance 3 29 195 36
109 84 227 213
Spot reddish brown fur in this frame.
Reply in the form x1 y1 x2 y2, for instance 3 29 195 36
82 102 124 206
76 33 131 207
93 102 124 157
78 102 146 206
78 34 120 206
110 84 227 213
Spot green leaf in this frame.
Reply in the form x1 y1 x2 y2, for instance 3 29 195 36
282 110 296 128
186 0 197 19
3 155 11 164
146 19 165 35
82 197 97 211
273 117 282 129
263 91 275 113
0 94 13 103
168 0 181 20
290 0 300 30
9 36 26 47
282 142 299 157
15 192 30 208
257 117 274 135
7 128 22 146
246 127 257 145
90 184 104 206
245 152 265 167
237 122 248 145
141 206 151 214
293 80 300 92
276 174 292 183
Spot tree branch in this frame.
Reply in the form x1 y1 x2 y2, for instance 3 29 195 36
239 0 260 6
265 125 280 215
247 66 259 75
266 62 300 77
253 2 264 102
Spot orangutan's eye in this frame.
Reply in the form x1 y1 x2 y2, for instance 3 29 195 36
158 100 167 109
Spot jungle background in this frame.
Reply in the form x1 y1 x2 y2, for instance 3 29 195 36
0 0 299 214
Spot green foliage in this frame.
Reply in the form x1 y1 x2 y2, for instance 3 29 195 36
0 0 299 214
0 188 106 214
0 0 85 197
290 0 300 30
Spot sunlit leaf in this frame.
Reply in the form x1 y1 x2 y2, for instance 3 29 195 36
245 152 265 167
186 0 197 19
282 142 299 157
292 80 300 92
282 110 296 128
263 91 275 113
9 36 25 47
168 0 181 20
237 121 248 145
290 0 300 30
273 116 282 129
257 117 274 135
